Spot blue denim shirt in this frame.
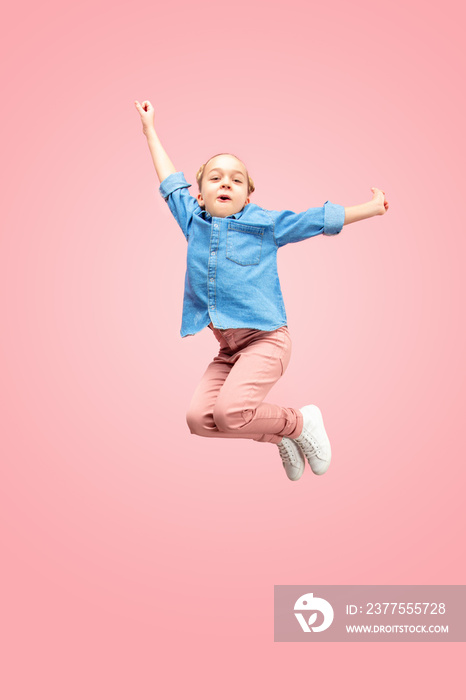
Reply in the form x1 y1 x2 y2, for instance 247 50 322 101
159 172 345 337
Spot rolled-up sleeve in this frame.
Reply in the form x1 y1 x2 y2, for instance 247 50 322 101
322 201 346 235
269 201 345 247
158 172 198 240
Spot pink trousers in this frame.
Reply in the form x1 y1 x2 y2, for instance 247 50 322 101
186 324 303 444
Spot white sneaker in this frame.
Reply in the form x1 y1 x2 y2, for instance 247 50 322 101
277 437 306 481
294 405 331 475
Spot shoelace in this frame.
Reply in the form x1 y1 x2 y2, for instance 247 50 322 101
296 432 321 458
278 441 295 463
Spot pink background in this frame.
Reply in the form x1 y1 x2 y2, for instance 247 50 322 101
1 0 465 696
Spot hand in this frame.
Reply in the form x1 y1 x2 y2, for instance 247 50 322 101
370 187 389 215
134 100 155 135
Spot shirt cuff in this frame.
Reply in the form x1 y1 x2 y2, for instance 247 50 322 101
323 201 345 235
159 172 192 199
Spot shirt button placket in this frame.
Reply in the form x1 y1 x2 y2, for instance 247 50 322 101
208 220 219 318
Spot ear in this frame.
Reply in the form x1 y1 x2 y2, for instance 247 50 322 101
245 197 250 205
197 193 204 206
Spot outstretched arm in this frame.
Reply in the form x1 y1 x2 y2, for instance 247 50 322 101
344 187 389 225
134 100 177 184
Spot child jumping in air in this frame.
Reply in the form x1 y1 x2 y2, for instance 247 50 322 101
135 99 389 482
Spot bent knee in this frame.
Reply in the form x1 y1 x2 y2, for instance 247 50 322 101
186 407 204 436
186 407 215 437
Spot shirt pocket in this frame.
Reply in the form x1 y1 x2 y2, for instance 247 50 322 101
226 222 265 266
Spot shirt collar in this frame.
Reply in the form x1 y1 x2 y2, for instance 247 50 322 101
196 205 248 221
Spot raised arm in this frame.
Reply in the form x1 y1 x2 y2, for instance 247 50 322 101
134 100 177 184
344 187 389 225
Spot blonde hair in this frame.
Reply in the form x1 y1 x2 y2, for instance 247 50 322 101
196 153 255 195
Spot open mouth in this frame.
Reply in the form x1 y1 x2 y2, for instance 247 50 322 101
217 195 231 202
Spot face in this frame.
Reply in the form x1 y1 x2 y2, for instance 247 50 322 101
197 154 250 218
